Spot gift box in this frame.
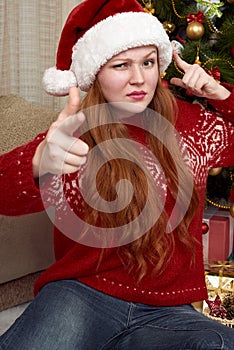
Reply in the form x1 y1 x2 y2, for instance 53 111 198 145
205 272 234 298
203 207 234 263
204 261 234 278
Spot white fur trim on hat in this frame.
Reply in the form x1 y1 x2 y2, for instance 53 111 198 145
42 67 77 96
72 12 172 92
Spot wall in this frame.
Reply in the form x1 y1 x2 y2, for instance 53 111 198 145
0 0 82 110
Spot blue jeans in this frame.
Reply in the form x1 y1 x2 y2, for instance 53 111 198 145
0 279 233 349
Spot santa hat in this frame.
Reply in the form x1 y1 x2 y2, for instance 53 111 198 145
43 0 172 96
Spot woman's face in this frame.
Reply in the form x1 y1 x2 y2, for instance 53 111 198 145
97 45 159 116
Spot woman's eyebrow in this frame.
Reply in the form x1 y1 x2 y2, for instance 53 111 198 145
110 50 157 63
144 50 157 58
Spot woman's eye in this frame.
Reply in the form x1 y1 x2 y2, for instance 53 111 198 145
113 63 128 69
143 60 154 67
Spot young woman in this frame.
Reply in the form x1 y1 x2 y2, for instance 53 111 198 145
0 0 233 349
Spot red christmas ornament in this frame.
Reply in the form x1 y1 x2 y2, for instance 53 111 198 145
229 189 234 202
205 66 221 82
202 221 209 234
162 78 169 88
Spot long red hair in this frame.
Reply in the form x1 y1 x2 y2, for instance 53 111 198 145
78 77 199 281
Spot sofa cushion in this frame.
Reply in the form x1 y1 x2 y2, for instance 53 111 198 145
0 95 58 283
0 94 58 153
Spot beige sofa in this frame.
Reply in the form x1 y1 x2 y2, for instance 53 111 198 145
0 95 57 311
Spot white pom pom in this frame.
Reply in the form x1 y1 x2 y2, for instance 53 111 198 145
42 67 77 96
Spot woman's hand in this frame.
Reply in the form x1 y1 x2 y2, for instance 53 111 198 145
33 87 89 178
170 51 230 100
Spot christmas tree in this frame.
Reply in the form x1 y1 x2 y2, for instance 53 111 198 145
138 0 234 218
138 0 234 85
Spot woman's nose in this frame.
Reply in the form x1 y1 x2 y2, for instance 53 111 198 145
129 65 144 85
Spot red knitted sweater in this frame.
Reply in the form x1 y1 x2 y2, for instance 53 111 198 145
0 89 233 306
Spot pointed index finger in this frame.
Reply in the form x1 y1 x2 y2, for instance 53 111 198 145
173 51 191 73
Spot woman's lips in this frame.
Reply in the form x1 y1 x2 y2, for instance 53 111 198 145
127 91 146 100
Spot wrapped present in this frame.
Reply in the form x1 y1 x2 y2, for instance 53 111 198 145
204 260 234 277
203 207 234 263
205 271 234 298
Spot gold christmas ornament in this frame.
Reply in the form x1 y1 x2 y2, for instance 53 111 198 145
208 167 223 176
163 21 176 34
142 0 155 14
186 21 205 40
230 203 234 218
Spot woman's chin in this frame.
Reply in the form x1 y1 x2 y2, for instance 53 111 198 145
109 101 147 119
